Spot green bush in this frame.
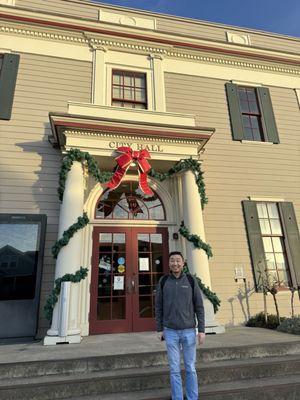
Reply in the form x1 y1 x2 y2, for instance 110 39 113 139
246 312 283 330
277 317 300 335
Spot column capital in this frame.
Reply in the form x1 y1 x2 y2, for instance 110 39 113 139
148 53 164 61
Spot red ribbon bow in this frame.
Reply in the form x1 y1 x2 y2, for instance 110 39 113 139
106 147 154 195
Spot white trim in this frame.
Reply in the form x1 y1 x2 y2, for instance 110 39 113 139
241 140 274 145
231 80 262 87
92 47 107 105
0 0 15 5
295 89 300 108
106 59 154 110
249 197 285 202
99 9 156 30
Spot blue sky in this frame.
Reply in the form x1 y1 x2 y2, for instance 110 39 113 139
92 0 300 38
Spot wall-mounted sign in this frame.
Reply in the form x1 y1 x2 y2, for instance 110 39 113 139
109 142 164 152
139 257 150 271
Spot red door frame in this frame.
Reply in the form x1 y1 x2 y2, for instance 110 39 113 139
89 226 169 334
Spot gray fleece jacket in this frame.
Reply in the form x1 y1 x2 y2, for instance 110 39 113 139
155 272 205 333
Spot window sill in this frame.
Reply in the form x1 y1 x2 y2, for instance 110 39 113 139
241 140 274 145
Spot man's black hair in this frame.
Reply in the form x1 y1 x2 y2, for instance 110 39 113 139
169 251 184 260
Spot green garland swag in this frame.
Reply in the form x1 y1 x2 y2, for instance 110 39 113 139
179 221 213 259
44 267 88 321
58 148 113 201
183 265 220 313
149 157 207 209
52 213 89 259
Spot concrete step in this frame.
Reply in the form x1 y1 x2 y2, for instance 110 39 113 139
66 375 300 400
0 355 299 400
1 339 300 380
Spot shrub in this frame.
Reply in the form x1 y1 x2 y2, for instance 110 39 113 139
246 312 284 330
277 317 300 335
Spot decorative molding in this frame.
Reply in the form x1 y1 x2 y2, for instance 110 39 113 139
65 130 203 146
227 32 251 46
99 9 156 30
241 140 273 145
1 24 300 76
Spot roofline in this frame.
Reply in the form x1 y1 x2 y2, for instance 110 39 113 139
0 11 299 66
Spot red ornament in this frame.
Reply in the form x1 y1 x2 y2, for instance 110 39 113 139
106 147 154 196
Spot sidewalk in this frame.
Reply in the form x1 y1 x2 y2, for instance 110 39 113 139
1 327 300 364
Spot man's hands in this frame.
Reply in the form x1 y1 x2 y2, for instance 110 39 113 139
198 332 205 345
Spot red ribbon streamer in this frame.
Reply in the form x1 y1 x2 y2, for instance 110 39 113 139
106 147 154 195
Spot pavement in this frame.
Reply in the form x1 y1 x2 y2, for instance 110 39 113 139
0 327 300 364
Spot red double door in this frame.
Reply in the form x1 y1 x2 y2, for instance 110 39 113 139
89 227 169 334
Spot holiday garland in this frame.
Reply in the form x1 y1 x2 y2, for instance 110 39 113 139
183 265 220 313
179 221 213 259
52 213 89 259
46 148 220 321
44 267 88 321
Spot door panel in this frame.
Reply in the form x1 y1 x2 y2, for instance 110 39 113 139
89 226 169 334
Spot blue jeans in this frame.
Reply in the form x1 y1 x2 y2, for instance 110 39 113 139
163 327 198 400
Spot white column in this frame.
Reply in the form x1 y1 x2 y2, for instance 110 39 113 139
181 170 211 287
149 53 166 112
181 170 225 333
44 161 85 345
92 46 107 105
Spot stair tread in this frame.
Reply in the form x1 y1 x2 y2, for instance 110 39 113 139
1 354 300 388
66 374 300 400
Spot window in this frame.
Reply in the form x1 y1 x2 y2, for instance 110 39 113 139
257 202 290 286
226 83 279 143
112 70 147 109
0 53 20 120
96 181 165 220
238 87 264 141
242 201 300 291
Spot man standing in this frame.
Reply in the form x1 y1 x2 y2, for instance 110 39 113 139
155 251 205 400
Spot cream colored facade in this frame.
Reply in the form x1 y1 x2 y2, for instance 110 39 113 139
0 0 300 341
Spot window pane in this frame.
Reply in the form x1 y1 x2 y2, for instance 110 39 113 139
275 253 286 270
267 203 279 219
112 297 126 319
242 115 251 128
113 73 121 84
113 86 122 99
113 205 128 219
124 88 134 100
135 75 146 88
149 206 164 220
272 237 283 252
252 129 262 141
263 237 273 253
246 89 256 101
240 100 249 113
135 88 146 102
139 296 152 318
99 254 112 273
249 101 259 113
124 75 134 86
270 219 282 235
266 253 276 270
97 298 111 320
99 233 112 243
257 203 268 218
133 103 146 109
138 234 150 252
259 219 271 234
238 88 247 100
244 127 253 140
250 116 259 128
278 269 289 286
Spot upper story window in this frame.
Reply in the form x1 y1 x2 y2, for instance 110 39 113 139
112 70 147 109
238 87 264 141
225 83 280 144
96 181 165 220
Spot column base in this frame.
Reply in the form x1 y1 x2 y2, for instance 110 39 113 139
43 334 82 346
203 295 225 334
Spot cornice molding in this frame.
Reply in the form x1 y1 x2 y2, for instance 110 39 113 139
1 22 300 76
65 129 203 145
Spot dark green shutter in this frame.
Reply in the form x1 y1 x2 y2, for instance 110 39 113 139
279 202 300 288
225 82 245 141
257 87 279 144
242 200 267 292
0 53 20 120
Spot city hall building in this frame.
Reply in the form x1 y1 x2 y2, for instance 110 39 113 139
0 0 300 344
